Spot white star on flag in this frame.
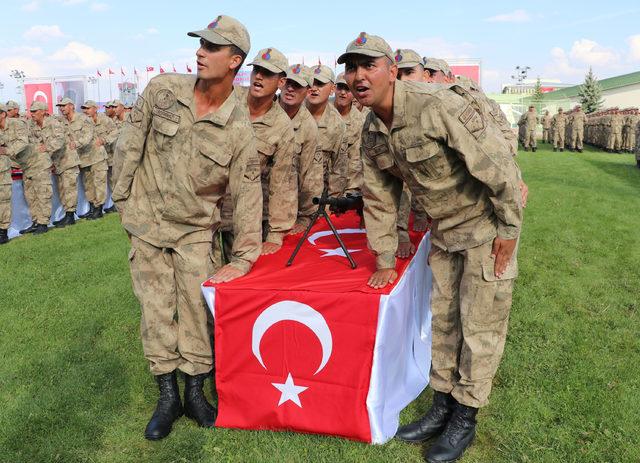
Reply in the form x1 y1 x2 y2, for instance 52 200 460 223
272 373 308 407
319 247 361 258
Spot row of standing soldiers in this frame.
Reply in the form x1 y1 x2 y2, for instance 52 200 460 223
0 98 130 244
583 108 639 153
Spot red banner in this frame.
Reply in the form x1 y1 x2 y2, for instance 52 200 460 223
451 64 480 84
24 82 53 114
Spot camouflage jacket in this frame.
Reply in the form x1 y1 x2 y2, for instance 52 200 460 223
3 118 33 171
94 113 119 166
340 105 366 194
112 74 262 273
65 112 103 168
361 80 523 269
312 103 347 197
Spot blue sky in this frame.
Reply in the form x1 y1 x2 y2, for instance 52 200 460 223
1 0 640 101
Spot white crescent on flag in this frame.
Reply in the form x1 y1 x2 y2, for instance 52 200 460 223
33 90 48 103
252 300 332 375
307 228 366 245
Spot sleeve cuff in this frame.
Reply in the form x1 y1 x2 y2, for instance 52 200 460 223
497 224 520 240
397 230 410 243
295 217 312 228
376 252 396 270
227 259 251 275
265 232 284 245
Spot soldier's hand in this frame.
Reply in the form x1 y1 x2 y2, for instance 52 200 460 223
396 241 416 259
210 264 246 284
261 242 281 255
413 218 429 232
367 268 398 289
288 222 307 235
519 180 529 208
491 237 517 278
38 144 47 153
95 138 104 147
69 141 76 150
0 147 7 156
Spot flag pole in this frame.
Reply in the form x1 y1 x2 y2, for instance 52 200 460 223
108 72 112 100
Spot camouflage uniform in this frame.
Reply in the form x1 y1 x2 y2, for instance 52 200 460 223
112 73 263 376
94 112 119 189
552 110 566 149
25 119 57 225
221 84 297 246
342 105 366 194
541 113 552 143
53 117 81 213
359 80 522 408
608 111 623 152
66 112 108 207
571 109 587 150
0 128 11 231
523 109 537 149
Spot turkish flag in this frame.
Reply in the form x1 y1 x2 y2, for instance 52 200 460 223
159 66 165 74
186 64 192 73
24 82 53 114
204 212 428 442
172 64 177 73
146 66 154 72
108 68 115 75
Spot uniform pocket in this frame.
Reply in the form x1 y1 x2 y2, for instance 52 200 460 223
405 141 447 179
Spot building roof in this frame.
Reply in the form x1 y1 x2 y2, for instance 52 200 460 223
539 70 640 100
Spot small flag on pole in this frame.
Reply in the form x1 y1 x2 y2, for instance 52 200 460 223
121 67 126 77
186 64 192 73
146 66 154 72
108 68 115 75
159 66 165 74
172 64 177 73
96 69 102 77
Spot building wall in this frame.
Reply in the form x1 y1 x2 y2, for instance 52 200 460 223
563 83 640 109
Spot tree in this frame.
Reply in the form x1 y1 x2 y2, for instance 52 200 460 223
532 77 544 104
578 67 604 113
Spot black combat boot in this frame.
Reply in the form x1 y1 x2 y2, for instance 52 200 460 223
578 148 583 153
523 147 529 152
144 372 183 441
55 211 76 228
19 221 37 234
33 223 49 235
88 204 103 220
560 148 564 152
79 203 94 219
553 147 557 152
0 228 8 244
103 205 117 213
532 146 537 152
424 403 478 463
184 372 217 427
395 391 456 443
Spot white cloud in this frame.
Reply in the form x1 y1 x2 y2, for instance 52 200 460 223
626 35 640 62
22 1 39 11
146 28 159 34
486 9 531 23
388 37 476 59
60 0 87 5
90 2 108 11
48 41 112 69
23 25 66 41
569 39 618 66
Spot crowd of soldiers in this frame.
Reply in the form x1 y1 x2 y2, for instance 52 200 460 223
0 98 132 244
518 104 640 160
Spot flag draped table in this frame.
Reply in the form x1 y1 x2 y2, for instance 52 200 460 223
201 211 432 443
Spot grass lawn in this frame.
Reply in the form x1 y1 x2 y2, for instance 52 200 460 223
0 144 638 463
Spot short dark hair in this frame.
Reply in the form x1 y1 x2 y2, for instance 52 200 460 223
229 45 247 75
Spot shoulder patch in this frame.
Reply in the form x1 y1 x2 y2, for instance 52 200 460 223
152 107 180 124
243 158 261 182
155 89 176 110
459 105 485 138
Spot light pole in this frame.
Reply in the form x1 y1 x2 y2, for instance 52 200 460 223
10 69 26 95
87 76 99 102
0 81 4 100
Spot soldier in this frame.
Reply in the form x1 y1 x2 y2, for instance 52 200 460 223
571 105 587 152
423 58 455 84
279 64 323 235
627 109 639 153
82 100 118 210
395 48 427 82
339 33 522 463
523 105 538 152
57 98 107 220
306 64 347 197
552 107 566 152
334 72 365 194
0 104 12 244
221 46 296 256
541 110 551 143
609 108 623 153
517 112 527 147
6 100 21 119
112 99 127 128
112 15 262 441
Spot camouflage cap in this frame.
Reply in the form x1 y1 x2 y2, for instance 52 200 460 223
337 32 394 64
112 99 124 107
30 100 47 111
394 49 423 69
187 15 251 55
437 58 452 75
286 63 312 87
248 47 289 74
81 100 98 109
6 100 20 110
335 72 347 85
311 64 335 84
0 103 6 113
103 100 114 108
56 97 74 106
423 57 444 73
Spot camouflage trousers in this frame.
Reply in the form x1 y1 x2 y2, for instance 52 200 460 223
0 175 11 229
553 130 565 149
397 185 429 242
56 166 79 213
81 160 107 206
524 130 536 149
129 235 220 376
608 132 622 151
429 238 518 408
623 130 636 151
571 127 584 150
542 128 551 143
23 168 52 225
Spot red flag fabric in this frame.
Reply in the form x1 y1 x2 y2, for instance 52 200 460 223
146 66 154 72
172 64 177 73
186 64 192 73
204 212 425 442
108 68 115 75
121 67 125 76
96 69 102 77
24 82 54 115
134 67 138 76
159 66 165 74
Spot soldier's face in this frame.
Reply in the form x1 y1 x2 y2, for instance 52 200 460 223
334 83 354 109
105 107 114 117
82 106 97 117
8 108 19 118
196 39 242 80
115 104 125 117
280 79 307 107
344 56 397 108
307 79 334 105
425 70 447 83
31 110 45 124
250 66 285 99
397 65 425 82
60 104 73 117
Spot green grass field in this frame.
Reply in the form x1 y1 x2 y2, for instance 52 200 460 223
1 145 639 463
